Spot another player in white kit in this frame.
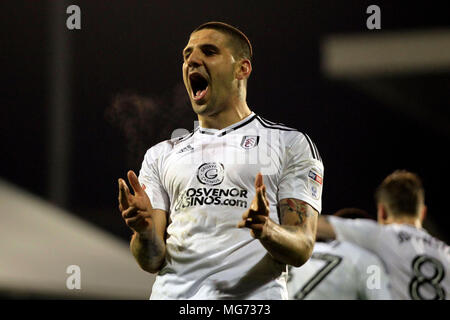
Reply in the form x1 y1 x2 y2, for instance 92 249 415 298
117 22 324 299
318 170 449 300
287 209 391 300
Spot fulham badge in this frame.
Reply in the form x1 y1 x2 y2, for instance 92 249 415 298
240 135 260 149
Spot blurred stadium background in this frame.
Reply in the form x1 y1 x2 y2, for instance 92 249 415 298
1 0 449 299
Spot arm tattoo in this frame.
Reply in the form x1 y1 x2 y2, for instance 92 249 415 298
279 199 316 227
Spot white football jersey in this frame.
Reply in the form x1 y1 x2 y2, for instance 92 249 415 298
287 240 392 300
328 216 450 300
138 112 324 299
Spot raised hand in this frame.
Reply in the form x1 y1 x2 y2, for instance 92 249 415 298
118 170 153 235
237 172 270 238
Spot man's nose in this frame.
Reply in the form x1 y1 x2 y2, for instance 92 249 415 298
186 49 202 68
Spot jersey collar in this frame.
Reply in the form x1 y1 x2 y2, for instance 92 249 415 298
198 112 257 137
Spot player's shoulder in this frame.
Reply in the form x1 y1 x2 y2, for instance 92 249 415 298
254 114 298 132
254 114 301 142
389 224 450 252
328 216 380 234
144 130 196 161
254 114 322 160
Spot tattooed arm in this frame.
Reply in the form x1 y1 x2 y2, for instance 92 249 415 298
260 198 318 267
275 198 318 264
238 173 318 267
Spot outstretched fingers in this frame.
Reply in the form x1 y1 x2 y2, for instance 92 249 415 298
254 172 263 189
237 173 271 239
118 178 131 211
127 170 144 196
256 187 269 214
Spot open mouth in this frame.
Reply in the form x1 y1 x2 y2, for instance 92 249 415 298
189 73 209 101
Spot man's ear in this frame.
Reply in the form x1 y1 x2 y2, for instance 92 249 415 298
236 59 252 80
377 203 388 224
419 205 427 223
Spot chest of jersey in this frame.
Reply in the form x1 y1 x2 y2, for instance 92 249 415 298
160 131 284 209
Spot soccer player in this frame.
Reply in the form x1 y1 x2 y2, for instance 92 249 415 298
317 170 449 300
117 22 324 299
287 208 391 300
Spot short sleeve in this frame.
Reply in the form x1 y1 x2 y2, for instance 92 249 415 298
138 146 170 212
328 216 382 252
278 133 324 213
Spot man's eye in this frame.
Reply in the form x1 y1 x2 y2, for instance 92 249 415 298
204 50 215 56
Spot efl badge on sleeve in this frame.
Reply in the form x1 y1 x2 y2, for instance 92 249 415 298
240 136 260 149
308 169 323 200
308 170 323 185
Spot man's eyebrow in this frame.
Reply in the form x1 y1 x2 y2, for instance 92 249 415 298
200 44 220 51
182 43 220 57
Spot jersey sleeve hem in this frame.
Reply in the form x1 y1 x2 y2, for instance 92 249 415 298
278 193 322 214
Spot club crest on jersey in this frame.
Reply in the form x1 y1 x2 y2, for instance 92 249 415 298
197 162 225 186
240 135 260 149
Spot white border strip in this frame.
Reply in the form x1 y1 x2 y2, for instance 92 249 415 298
321 29 450 78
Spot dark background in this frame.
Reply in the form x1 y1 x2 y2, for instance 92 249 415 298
1 0 449 243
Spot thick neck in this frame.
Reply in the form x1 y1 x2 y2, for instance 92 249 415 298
198 99 252 130
382 215 423 228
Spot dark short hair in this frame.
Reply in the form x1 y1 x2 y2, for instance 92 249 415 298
333 208 375 220
191 21 253 61
375 170 425 217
